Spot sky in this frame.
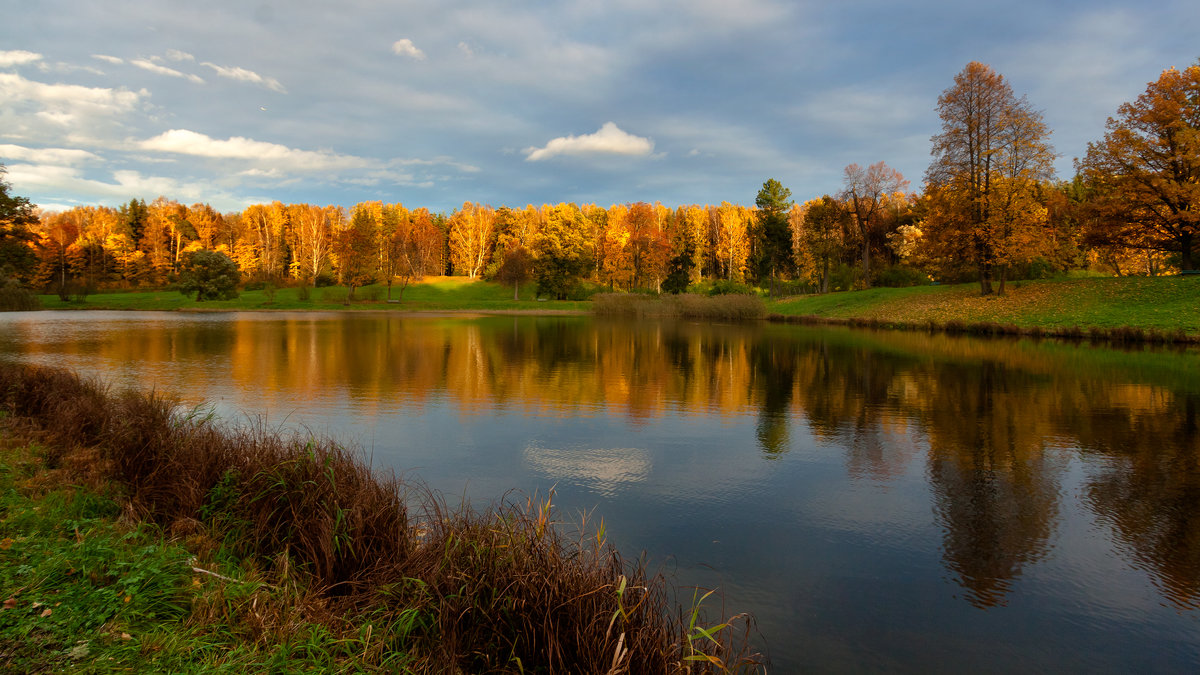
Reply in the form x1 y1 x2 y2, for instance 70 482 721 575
2 0 1198 214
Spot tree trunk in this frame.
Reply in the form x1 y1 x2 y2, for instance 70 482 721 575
861 238 871 289
1183 232 1194 271
513 282 519 301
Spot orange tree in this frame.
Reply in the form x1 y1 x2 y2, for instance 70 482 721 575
1078 62 1200 272
924 62 1056 294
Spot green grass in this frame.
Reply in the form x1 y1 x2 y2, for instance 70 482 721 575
0 441 405 673
38 277 592 313
768 276 1200 334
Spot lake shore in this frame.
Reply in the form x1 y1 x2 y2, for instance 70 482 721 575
0 362 757 673
765 275 1200 343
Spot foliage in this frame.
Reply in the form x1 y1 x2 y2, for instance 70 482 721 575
0 273 40 311
533 203 592 299
874 264 927 288
0 164 38 283
923 62 1056 295
494 245 532 301
1078 61 1200 271
841 162 909 287
178 250 240 301
754 178 794 281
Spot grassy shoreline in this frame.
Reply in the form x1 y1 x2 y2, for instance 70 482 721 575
27 275 1200 342
0 364 758 672
765 275 1200 342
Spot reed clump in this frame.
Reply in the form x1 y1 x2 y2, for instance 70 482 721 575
0 363 759 672
593 293 766 321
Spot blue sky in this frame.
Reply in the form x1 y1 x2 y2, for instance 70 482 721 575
2 0 1197 214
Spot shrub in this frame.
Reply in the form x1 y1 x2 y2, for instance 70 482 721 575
592 292 766 320
178 250 240 301
0 277 39 311
874 265 926 288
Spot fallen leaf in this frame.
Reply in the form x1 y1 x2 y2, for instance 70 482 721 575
40 608 52 618
192 577 201 587
0 538 12 550
120 633 131 640
123 595 131 603
2 598 15 610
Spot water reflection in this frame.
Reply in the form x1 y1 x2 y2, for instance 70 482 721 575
2 311 1199 669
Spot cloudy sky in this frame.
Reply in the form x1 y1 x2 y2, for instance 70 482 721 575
2 0 1197 214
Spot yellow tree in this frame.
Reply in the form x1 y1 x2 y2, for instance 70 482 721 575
1079 62 1200 271
712 202 751 281
601 203 632 288
287 204 332 283
448 202 495 278
925 62 1055 294
794 196 848 293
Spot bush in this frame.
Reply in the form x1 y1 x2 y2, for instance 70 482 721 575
178 250 240 301
593 292 766 320
689 279 757 297
874 265 927 288
0 277 40 311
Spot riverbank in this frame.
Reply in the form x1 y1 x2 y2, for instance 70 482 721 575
766 275 1200 342
0 364 757 672
37 276 592 314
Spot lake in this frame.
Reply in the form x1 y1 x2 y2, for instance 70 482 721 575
1 310 1197 672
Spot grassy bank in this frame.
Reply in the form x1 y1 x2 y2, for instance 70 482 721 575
0 364 758 672
767 276 1200 339
36 277 591 314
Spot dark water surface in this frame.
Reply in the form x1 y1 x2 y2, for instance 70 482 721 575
2 311 1198 672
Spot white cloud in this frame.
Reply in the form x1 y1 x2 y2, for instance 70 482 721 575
0 73 143 112
165 49 195 62
140 129 374 171
0 50 43 68
457 42 474 58
130 58 205 84
0 143 101 166
91 54 124 65
199 62 286 93
392 39 426 61
524 122 654 161
7 162 251 211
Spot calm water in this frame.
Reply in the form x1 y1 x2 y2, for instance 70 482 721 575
2 310 1198 672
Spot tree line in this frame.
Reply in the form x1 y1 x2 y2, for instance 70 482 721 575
1 59 1197 300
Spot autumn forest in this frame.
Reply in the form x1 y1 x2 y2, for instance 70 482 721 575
2 61 1198 301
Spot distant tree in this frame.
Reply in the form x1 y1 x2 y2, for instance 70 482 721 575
335 205 379 302
796 196 848 294
1078 61 1200 271
495 245 532 300
925 62 1056 294
0 163 39 282
533 203 591 299
841 162 909 287
449 202 496 278
754 178 794 284
178 249 240 301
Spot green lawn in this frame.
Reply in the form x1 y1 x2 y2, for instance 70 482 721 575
39 276 591 313
768 275 1200 334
